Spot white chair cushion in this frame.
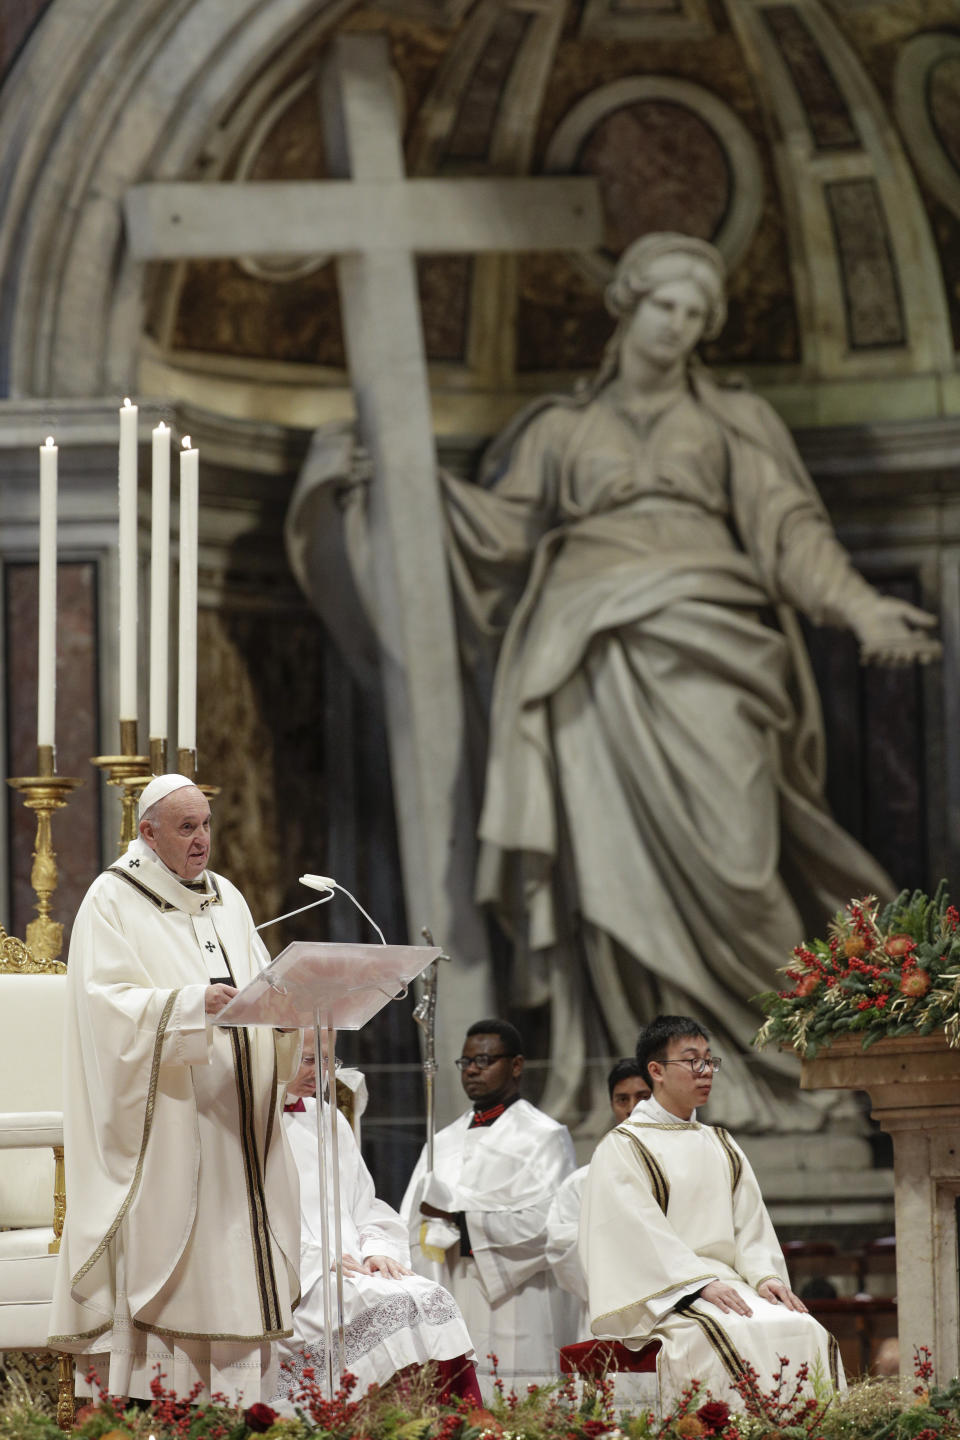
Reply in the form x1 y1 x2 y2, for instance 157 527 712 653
0 1227 55 1259
0 1253 58 1349
0 975 65 1228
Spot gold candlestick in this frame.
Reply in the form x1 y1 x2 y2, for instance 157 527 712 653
7 768 84 961
149 736 168 773
177 746 197 781
90 753 152 852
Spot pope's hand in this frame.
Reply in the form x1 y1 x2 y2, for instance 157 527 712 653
363 1254 413 1279
853 597 941 667
758 1278 807 1312
205 983 238 1016
699 1281 753 1316
339 1253 366 1275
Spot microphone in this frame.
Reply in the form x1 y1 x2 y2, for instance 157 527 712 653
256 873 386 945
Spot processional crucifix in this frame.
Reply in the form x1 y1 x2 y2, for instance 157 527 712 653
124 33 602 1095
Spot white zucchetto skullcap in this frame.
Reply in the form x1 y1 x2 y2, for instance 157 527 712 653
138 772 197 821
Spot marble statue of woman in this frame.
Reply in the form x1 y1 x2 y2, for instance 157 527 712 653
437 233 939 1130
287 233 938 1134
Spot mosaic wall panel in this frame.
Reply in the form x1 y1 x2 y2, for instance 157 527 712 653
825 178 906 350
763 5 860 150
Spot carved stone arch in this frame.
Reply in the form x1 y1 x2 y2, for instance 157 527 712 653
0 0 357 399
895 34 960 226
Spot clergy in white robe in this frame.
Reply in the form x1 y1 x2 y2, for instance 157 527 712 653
581 1017 843 1411
274 1091 478 1403
48 776 301 1405
400 1020 579 1397
545 1060 650 1338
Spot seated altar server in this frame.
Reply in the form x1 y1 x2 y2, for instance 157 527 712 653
545 1058 650 1334
581 1015 844 1410
274 1037 480 1405
401 1019 580 1396
48 774 301 1405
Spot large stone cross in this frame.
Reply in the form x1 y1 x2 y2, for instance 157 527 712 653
125 33 602 1097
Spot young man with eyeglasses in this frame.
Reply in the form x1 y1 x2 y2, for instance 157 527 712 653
400 1019 579 1398
581 1014 843 1411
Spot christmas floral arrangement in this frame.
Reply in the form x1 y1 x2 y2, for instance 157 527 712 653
754 883 960 1058
1 1350 959 1440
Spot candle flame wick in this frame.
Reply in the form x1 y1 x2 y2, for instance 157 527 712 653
182 436 192 449
44 436 55 447
123 397 133 408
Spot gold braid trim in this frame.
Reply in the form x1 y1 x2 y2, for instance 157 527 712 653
619 1131 670 1213
592 1272 717 1323
131 1319 293 1342
45 1320 112 1346
713 1127 743 1192
70 990 179 1286
675 1297 746 1381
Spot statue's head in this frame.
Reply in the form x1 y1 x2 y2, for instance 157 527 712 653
606 232 727 342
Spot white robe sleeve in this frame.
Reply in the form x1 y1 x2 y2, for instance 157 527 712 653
466 1122 575 1305
348 1122 412 1266
545 1167 588 1302
728 1137 789 1290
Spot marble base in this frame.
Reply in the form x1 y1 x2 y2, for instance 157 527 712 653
801 1034 960 1385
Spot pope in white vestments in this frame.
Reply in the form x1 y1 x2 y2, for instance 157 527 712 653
48 775 301 1405
401 1021 579 1397
274 1061 479 1404
581 1017 843 1411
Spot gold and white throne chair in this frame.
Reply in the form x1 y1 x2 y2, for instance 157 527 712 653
0 927 71 1426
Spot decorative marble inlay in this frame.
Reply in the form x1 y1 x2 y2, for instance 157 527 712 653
763 6 860 151
446 8 532 162
576 99 731 256
825 179 906 350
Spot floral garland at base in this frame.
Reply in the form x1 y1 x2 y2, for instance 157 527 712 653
0 1350 958 1440
754 884 960 1058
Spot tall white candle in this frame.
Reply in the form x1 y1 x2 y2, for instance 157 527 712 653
149 422 171 740
37 437 58 751
118 397 139 722
177 437 199 754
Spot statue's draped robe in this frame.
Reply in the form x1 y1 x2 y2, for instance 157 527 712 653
274 1098 474 1400
581 1096 843 1409
441 373 892 1127
48 840 301 1404
400 1100 579 1396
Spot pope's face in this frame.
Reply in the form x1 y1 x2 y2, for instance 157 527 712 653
647 1034 715 1120
140 786 211 880
621 276 709 373
610 1074 651 1123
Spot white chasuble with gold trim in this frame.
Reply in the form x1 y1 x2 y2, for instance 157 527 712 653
581 1097 844 1411
48 839 301 1403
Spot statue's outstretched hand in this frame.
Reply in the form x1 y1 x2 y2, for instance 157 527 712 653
853 597 941 667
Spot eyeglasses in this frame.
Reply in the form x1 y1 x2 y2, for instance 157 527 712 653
663 1057 722 1076
454 1053 512 1071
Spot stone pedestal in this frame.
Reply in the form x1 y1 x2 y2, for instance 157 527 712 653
800 1033 960 1385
